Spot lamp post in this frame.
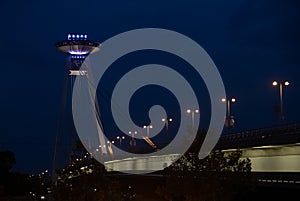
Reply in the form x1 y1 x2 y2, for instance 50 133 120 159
186 109 199 129
143 125 153 137
129 131 137 147
106 140 115 155
222 98 236 128
107 140 114 148
162 118 173 133
116 136 125 147
272 80 290 121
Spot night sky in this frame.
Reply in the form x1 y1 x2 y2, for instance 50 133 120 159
1 0 300 174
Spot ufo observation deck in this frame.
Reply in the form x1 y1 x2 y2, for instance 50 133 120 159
55 34 100 56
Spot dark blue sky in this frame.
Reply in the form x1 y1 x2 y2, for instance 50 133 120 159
0 0 300 174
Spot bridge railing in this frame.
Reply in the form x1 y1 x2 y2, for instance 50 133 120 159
216 122 300 149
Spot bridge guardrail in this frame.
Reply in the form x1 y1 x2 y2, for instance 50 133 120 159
216 122 300 149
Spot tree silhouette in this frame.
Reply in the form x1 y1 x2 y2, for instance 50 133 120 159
157 129 257 201
0 150 16 189
0 150 16 175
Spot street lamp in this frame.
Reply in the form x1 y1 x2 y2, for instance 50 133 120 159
272 80 290 121
106 141 115 155
162 118 173 132
222 98 236 128
186 109 199 129
143 125 153 137
107 140 114 147
129 131 138 146
116 136 125 147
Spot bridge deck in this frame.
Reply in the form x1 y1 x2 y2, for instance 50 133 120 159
216 122 300 150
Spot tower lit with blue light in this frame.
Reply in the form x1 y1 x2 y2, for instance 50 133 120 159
53 34 100 180
56 33 100 63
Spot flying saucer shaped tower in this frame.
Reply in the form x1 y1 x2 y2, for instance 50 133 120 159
56 34 100 55
53 34 101 179
56 34 100 74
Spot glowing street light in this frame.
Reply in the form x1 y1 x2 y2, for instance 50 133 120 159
143 125 153 137
107 140 115 147
186 109 199 129
129 131 138 146
116 136 125 147
222 98 236 128
106 141 115 155
162 118 173 132
222 98 236 116
272 80 290 121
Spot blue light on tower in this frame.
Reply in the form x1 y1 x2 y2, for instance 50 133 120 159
54 34 100 182
67 33 88 41
69 51 89 55
56 33 99 56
